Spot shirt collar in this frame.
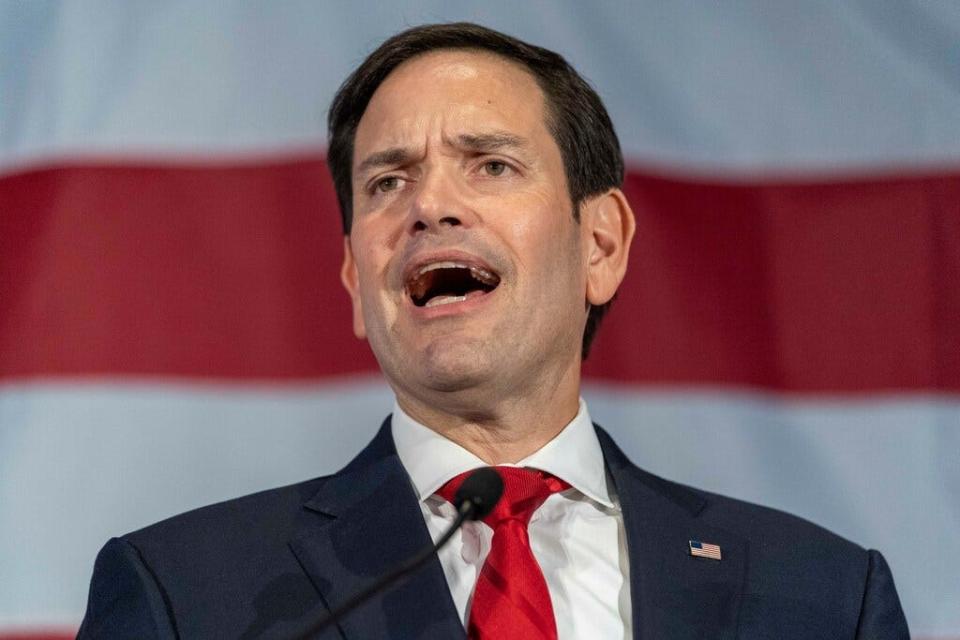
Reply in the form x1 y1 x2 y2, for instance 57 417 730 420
391 398 615 509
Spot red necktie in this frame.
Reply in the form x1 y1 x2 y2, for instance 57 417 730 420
438 467 570 640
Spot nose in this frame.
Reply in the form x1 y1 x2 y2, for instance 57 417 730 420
408 168 473 234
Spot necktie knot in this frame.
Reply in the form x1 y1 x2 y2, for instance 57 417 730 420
438 466 569 528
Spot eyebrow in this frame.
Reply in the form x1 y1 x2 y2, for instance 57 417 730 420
454 132 529 153
355 147 415 177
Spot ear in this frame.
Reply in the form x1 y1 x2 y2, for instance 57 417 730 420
340 236 367 339
581 189 636 306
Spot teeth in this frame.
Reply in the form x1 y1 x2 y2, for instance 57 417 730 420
418 261 468 275
469 266 498 286
424 295 467 308
415 261 499 285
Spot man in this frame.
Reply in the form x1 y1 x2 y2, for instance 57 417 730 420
79 23 909 639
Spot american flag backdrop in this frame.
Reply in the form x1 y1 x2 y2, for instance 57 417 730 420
1 2 959 638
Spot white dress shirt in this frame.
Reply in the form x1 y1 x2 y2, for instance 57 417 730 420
391 399 632 639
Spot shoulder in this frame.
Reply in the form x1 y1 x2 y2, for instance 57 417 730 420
688 481 873 585
599 427 886 609
623 465 907 635
80 476 337 638
79 419 407 637
110 418 396 583
687 482 907 636
598 424 867 564
123 417 395 553
694 483 864 555
627 444 873 572
121 475 330 561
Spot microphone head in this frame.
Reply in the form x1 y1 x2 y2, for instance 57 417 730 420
454 467 504 520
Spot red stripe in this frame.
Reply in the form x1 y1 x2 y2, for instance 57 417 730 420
2 159 958 392
0 159 377 380
583 169 960 392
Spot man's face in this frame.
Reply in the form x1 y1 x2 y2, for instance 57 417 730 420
342 50 592 406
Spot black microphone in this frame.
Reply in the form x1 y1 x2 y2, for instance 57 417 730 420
451 466 503 520
297 466 503 638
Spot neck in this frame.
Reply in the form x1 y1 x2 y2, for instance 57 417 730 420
393 362 582 464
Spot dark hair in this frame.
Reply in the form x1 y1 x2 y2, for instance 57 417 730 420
327 22 624 358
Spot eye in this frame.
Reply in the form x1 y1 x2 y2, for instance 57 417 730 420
374 176 402 193
482 161 508 177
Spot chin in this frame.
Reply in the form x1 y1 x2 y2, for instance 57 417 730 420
416 340 497 393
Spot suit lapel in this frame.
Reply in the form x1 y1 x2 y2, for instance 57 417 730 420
597 427 746 640
282 419 745 639
288 419 465 640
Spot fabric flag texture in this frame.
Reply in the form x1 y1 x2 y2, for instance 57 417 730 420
1 3 958 638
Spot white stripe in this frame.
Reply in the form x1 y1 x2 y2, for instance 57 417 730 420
0 378 391 626
2 2 959 174
1 381 957 634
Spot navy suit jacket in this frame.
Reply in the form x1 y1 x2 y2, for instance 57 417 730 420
78 419 909 639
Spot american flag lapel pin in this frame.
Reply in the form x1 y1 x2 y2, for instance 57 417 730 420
689 539 722 560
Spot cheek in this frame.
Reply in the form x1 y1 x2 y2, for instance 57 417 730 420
350 239 398 324
357 270 400 337
517 226 584 306
494 190 572 267
352 224 393 280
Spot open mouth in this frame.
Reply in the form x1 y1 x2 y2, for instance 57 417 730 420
406 261 501 308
